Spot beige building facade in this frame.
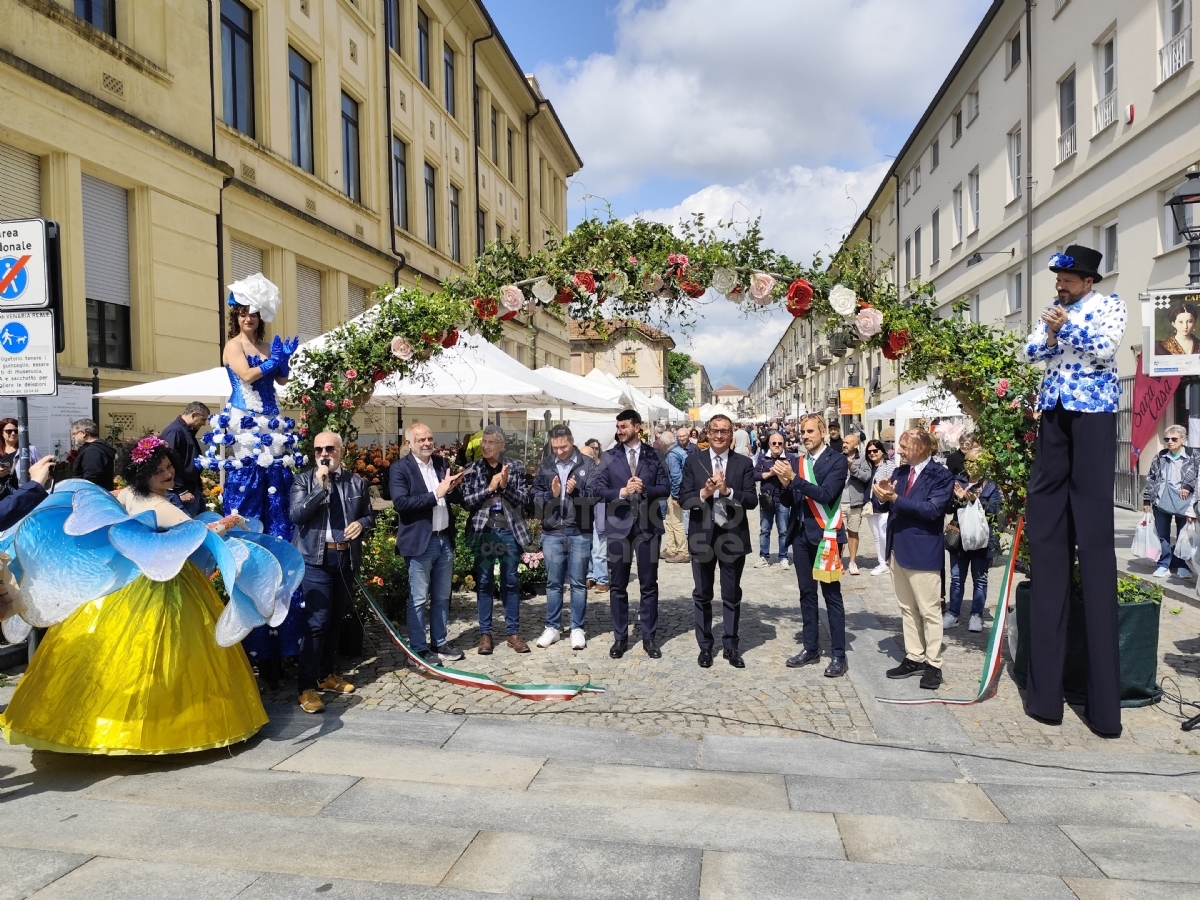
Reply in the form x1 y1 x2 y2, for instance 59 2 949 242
570 319 675 399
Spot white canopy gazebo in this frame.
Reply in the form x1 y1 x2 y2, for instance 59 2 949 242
863 385 963 423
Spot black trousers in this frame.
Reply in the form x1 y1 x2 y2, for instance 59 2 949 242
691 535 747 652
298 548 354 695
607 531 660 641
791 537 846 658
1025 403 1121 734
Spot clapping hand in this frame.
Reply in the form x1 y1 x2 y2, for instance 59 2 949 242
624 475 644 496
873 479 897 503
1041 305 1068 334
551 475 562 498
489 464 509 493
711 468 727 495
771 459 794 486
436 469 463 498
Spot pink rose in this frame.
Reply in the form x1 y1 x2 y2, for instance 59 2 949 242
345 369 358 380
342 398 353 408
390 336 414 360
628 256 638 265
300 395 310 404
1010 399 1020 409
324 382 334 392
325 399 335 409
1024 431 1036 442
855 307 884 339
499 284 524 312
749 272 776 304
995 378 1010 398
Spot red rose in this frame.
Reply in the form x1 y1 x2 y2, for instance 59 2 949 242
678 279 706 299
421 333 435 344
499 309 518 321
573 271 597 294
472 296 498 319
785 279 813 317
441 329 459 348
372 370 386 383
555 287 574 304
881 329 911 360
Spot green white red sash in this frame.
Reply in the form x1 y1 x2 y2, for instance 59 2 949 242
802 454 843 583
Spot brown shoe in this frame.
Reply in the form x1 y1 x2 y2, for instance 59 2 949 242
506 634 531 653
299 689 324 713
477 634 494 655
318 674 355 694
593 583 609 593
586 579 596 589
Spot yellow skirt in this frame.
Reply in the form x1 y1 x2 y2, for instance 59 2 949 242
0 563 267 755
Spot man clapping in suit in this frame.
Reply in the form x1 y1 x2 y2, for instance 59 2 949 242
680 414 758 668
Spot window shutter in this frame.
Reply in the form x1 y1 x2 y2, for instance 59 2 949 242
296 263 322 342
0 142 41 219
230 239 263 283
348 282 366 318
81 174 130 307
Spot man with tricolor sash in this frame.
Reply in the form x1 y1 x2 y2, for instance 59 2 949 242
775 415 850 678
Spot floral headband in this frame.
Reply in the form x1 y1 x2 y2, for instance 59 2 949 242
131 435 168 464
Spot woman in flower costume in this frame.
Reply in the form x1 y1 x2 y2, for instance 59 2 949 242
200 274 307 666
0 437 303 754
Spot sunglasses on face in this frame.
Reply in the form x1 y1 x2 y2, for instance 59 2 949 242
314 445 338 454
1165 437 1182 443
2 429 15 435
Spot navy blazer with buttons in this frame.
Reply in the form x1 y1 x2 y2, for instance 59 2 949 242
779 447 848 548
883 459 955 572
389 452 460 558
591 441 670 537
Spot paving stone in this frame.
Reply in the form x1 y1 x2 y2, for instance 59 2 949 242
321 776 844 858
701 734 962 782
951 749 1200 791
237 873 532 900
441 830 702 900
982 784 1200 827
836 814 1101 876
316 708 464 748
785 775 1005 821
1061 825 1200 882
0 847 91 900
276 740 544 789
528 759 789 811
26 856 259 899
1062 877 1200 900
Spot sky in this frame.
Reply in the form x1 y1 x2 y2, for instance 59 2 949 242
485 0 994 390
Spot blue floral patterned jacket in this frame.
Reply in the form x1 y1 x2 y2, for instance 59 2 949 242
1023 290 1126 413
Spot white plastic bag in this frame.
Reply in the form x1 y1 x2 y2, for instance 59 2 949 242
957 499 989 552
1131 514 1160 561
1176 521 1197 562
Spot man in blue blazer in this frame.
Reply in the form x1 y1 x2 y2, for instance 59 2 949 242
873 427 955 690
591 409 670 659
389 423 465 665
777 415 850 677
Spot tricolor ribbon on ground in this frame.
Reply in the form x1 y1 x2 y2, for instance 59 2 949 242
355 574 605 702
877 516 1024 707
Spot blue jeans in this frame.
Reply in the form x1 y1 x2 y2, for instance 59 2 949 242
405 533 453 653
589 527 608 585
1153 506 1189 571
947 552 988 618
759 501 790 560
474 529 521 635
297 549 352 694
543 532 591 631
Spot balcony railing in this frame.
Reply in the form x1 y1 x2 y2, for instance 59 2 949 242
1094 89 1117 131
1161 25 1193 83
807 352 819 371
1054 0 1069 13
1057 123 1077 164
818 346 832 365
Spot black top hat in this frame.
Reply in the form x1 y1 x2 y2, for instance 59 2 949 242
1048 244 1104 283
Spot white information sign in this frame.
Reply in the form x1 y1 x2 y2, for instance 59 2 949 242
0 219 50 311
1142 288 1200 377
0 311 57 396
0 385 92 458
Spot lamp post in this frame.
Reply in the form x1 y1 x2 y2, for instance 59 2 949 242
1166 172 1200 444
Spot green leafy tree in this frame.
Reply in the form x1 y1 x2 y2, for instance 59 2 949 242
668 351 699 411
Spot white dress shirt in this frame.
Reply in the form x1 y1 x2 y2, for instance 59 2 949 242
415 455 450 532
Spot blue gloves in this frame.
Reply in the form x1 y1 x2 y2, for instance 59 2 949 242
268 335 301 379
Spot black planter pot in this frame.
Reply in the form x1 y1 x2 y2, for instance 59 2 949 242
1013 581 1163 708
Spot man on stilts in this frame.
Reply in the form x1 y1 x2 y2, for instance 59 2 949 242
1023 245 1126 738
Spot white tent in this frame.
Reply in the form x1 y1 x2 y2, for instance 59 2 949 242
863 385 963 422
95 367 231 406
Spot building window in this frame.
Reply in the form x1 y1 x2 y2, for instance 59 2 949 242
341 92 360 202
477 209 486 255
296 263 323 344
913 162 921 193
490 107 499 166
424 163 437 247
1009 31 1022 70
1008 127 1022 201
952 109 963 143
1008 271 1023 314
538 157 546 211
1101 221 1118 273
392 136 409 230
75 0 115 37
384 0 402 55
348 283 366 318
495 222 504 243
220 0 255 138
506 128 514 182
288 48 314 174
968 169 980 233
1096 35 1118 130
970 294 981 324
931 208 940 264
1058 70 1077 162
930 139 939 171
914 226 922 277
904 237 912 283
444 43 456 116
448 184 461 262
82 174 131 370
967 90 980 123
1160 0 1192 81
620 352 637 376
417 8 430 88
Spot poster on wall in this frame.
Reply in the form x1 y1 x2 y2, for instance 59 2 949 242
0 384 92 459
1142 288 1200 377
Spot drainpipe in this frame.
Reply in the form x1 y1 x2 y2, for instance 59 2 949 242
524 100 548 249
382 3 407 287
472 28 495 259
1024 0 1035 334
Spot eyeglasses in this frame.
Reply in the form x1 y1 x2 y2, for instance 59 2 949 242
1165 437 1182 443
2 429 15 435
314 445 338 454
708 428 732 435
867 447 882 454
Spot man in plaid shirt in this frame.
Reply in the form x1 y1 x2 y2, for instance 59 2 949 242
460 424 532 654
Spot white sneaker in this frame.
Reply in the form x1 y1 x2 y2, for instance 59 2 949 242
570 628 587 650
754 557 770 568
779 558 790 569
942 613 959 629
847 562 860 575
870 564 889 576
535 627 560 648
1153 566 1170 578
968 614 984 632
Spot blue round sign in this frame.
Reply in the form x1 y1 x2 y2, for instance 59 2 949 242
0 322 30 354
0 257 30 302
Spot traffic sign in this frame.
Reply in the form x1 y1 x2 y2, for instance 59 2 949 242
0 219 50 311
0 311 57 396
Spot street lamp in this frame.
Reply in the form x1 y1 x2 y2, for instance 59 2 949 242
1167 171 1200 286
846 359 858 387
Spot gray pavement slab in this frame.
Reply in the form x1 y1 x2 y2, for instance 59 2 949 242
1062 877 1200 900
25 856 259 899
276 740 545 788
700 734 962 782
950 748 1200 791
528 759 789 810
784 775 1005 821
698 850 1080 900
84 764 358 817
0 795 478 885
0 746 147 800
443 717 700 769
441 830 703 900
237 874 533 900
835 814 1101 876
320 776 845 858
982 783 1200 827
1062 825 1200 882
0 847 91 900
316 707 465 748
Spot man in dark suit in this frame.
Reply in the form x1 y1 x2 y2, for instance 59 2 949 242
777 415 850 677
160 402 210 516
680 413 757 668
872 427 956 690
592 408 670 659
390 422 465 665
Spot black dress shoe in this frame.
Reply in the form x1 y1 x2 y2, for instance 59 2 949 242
726 650 745 668
697 648 713 668
824 656 848 678
1024 708 1063 727
609 639 628 659
919 664 943 690
786 648 821 668
643 639 661 658
886 657 926 679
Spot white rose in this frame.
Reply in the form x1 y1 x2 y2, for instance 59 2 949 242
500 284 525 311
390 336 414 360
828 284 858 317
750 273 776 304
531 279 556 303
604 271 630 297
710 267 738 296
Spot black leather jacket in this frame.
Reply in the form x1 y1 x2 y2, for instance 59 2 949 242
289 466 375 567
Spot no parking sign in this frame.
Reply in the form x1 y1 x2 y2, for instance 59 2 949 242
0 219 51 311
